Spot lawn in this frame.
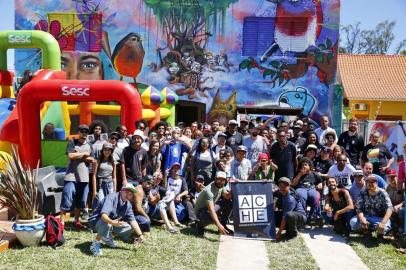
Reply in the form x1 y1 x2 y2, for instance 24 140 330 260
0 223 220 270
348 234 406 270
266 235 319 270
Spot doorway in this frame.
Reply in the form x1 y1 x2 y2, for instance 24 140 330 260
175 100 206 125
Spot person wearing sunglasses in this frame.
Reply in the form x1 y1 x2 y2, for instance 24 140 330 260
327 154 356 190
60 124 95 230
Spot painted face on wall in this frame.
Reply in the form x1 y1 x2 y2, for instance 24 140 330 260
168 62 180 75
191 61 201 73
61 51 103 80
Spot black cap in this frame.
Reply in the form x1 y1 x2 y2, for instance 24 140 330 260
321 146 332 153
109 131 121 139
78 124 89 131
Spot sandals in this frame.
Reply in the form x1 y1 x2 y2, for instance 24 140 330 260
174 223 186 228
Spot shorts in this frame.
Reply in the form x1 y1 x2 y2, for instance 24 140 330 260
60 181 89 211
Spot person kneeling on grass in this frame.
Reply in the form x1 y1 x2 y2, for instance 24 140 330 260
324 177 354 236
274 177 307 241
193 171 233 236
350 175 393 237
88 183 144 256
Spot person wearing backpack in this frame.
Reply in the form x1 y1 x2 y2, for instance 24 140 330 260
88 183 144 256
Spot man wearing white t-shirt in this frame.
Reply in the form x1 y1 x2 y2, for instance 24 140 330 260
315 115 337 144
328 154 356 189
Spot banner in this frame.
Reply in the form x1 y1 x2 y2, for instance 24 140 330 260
231 181 276 239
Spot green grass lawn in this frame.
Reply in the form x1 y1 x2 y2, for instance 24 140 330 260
266 235 319 270
348 234 406 270
0 224 220 270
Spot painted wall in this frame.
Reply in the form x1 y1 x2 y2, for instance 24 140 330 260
349 100 406 121
14 0 340 124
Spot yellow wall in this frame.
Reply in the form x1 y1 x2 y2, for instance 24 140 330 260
348 100 406 120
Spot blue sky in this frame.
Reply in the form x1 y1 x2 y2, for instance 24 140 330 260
0 0 405 70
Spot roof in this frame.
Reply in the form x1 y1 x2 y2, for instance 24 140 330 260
338 54 406 101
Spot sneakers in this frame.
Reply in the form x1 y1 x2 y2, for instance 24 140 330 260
90 241 102 256
102 234 117 248
73 220 86 230
82 211 90 221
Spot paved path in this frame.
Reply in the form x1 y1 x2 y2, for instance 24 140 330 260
216 235 269 270
301 227 369 270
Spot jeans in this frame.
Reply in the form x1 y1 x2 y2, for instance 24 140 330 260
92 181 114 209
350 215 391 234
275 211 306 236
60 181 89 211
134 214 151 232
296 187 321 219
93 219 133 241
196 199 232 228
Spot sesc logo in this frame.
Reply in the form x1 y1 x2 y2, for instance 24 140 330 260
61 85 90 97
8 34 32 44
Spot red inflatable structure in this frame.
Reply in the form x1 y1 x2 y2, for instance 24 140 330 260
17 70 142 168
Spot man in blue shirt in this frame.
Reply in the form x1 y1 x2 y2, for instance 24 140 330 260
88 184 144 256
161 128 189 175
274 177 307 241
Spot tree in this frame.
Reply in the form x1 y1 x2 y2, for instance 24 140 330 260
340 20 406 54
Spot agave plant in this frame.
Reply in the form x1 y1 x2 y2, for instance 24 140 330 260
0 148 39 220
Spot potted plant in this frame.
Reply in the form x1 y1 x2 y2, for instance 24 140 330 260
0 149 45 247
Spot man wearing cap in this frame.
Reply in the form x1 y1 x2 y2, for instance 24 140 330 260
238 115 249 133
89 183 144 256
274 177 307 240
212 132 232 159
121 130 148 186
385 169 404 232
194 171 232 236
230 145 252 181
60 124 95 229
161 128 189 175
269 129 298 182
225 119 243 154
314 146 334 180
350 175 393 236
349 170 366 203
243 125 267 167
327 154 356 189
338 118 364 167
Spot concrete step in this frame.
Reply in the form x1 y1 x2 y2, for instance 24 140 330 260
0 221 16 253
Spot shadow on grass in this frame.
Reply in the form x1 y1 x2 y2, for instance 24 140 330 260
178 227 220 242
348 234 390 248
74 241 132 256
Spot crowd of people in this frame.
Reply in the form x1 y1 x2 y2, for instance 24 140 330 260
49 115 405 256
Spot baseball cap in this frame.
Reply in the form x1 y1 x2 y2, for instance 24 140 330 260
352 170 364 177
229 119 238 125
132 129 145 141
258 153 269 161
196 175 205 181
293 123 302 129
102 142 114 150
239 114 249 123
386 169 396 176
278 177 291 185
78 124 89 131
217 132 227 139
141 175 154 183
109 131 121 139
320 146 332 153
305 144 318 152
237 145 247 152
171 162 181 169
216 171 227 179
122 183 137 193
296 120 304 126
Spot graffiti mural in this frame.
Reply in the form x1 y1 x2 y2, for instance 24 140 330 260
14 0 340 121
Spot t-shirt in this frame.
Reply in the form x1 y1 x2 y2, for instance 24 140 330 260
385 185 403 206
243 136 267 167
65 139 93 182
337 131 364 166
356 188 393 217
161 142 189 174
361 143 393 175
314 157 334 174
269 142 297 181
97 160 114 181
327 164 356 189
194 182 227 213
166 176 188 196
225 131 243 153
121 146 148 181
349 183 365 203
113 147 123 163
230 158 252 181
88 192 135 227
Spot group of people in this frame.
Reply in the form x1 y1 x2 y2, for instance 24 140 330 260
52 115 405 256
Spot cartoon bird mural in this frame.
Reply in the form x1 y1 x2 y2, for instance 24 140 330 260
278 86 317 116
111 33 145 82
261 0 323 62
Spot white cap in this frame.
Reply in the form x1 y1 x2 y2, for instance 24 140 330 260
216 171 227 179
132 130 145 141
